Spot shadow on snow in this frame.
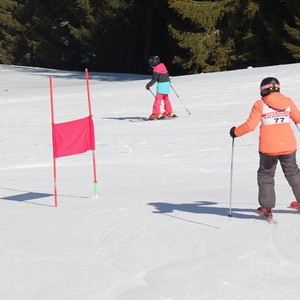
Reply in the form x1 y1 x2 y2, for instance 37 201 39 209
0 186 90 207
102 117 142 121
0 65 148 82
148 200 295 221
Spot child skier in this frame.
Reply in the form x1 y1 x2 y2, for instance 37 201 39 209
145 55 176 120
230 77 300 219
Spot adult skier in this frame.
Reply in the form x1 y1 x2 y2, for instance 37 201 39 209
230 77 300 219
145 55 176 120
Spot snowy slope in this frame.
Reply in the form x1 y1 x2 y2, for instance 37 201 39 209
1 63 300 300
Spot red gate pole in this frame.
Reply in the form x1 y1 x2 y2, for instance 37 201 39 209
85 69 98 198
49 76 58 207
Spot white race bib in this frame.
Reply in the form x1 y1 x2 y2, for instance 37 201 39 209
261 102 290 125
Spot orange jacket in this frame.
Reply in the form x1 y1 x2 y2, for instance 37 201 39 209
235 92 300 156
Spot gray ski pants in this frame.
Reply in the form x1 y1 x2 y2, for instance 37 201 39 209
257 151 300 208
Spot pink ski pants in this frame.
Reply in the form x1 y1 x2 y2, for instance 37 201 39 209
152 93 173 115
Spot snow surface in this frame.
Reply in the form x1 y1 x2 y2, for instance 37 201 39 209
1 63 300 300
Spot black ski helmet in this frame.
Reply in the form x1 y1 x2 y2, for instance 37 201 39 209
260 77 280 97
148 55 160 68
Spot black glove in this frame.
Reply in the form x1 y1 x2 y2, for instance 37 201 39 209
230 127 237 138
145 84 150 90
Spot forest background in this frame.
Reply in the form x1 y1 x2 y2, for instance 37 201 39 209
1 0 300 75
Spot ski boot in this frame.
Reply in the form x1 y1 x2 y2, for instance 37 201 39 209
161 111 177 118
257 207 273 220
148 113 161 120
290 201 300 210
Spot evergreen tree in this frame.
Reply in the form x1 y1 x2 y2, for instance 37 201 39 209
221 0 261 69
284 17 300 60
13 0 73 68
253 0 295 66
8 0 134 70
168 0 300 73
2 0 300 74
219 0 300 68
0 0 24 64
82 0 135 72
125 0 173 74
61 0 99 70
53 0 136 71
282 0 300 60
168 0 229 73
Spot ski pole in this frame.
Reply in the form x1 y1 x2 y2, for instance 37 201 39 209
170 83 191 115
170 83 180 98
228 137 235 219
148 88 164 110
149 88 156 99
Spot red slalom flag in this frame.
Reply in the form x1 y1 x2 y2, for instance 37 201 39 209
52 115 95 158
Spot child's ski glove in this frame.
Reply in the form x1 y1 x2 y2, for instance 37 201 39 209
230 127 237 138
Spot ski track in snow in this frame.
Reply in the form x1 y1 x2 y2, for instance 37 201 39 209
2 63 300 299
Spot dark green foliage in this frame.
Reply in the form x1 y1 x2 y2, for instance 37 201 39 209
282 0 300 60
0 0 24 64
168 0 229 73
284 17 300 60
168 0 300 73
0 0 300 74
